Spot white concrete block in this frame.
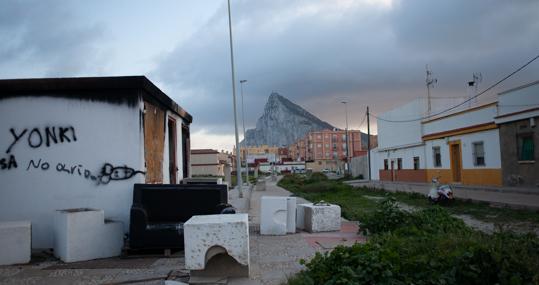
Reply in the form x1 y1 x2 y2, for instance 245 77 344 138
296 203 312 230
53 208 124 263
304 203 341 233
184 214 249 277
0 221 31 265
286 197 296 233
260 197 287 235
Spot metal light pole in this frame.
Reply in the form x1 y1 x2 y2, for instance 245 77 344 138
341 101 349 175
227 0 242 196
240 79 249 185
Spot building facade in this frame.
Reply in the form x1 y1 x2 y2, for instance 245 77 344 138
191 149 231 177
422 103 501 186
0 76 192 248
495 80 539 187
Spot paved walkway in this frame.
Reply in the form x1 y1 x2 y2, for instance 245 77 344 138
347 180 539 210
0 178 363 285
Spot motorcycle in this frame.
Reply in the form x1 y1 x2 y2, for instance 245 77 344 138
428 176 454 204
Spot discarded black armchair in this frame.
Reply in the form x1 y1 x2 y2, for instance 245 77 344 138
129 183 234 249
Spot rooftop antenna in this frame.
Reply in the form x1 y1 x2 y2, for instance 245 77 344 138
467 72 482 107
426 64 438 114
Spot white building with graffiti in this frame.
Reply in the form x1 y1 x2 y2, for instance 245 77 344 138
0 76 192 248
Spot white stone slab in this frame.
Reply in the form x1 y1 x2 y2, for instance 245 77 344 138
53 208 124 263
184 214 249 277
260 197 287 235
296 203 312 230
304 203 341 233
286 197 297 233
0 221 31 265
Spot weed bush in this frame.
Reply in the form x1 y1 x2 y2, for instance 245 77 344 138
288 198 539 285
305 172 328 183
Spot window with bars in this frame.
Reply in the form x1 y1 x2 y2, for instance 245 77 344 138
518 134 535 161
413 157 420 170
472 141 485 166
433 146 442 167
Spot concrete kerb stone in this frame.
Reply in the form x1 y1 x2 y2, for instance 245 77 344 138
184 214 250 278
0 221 31 265
53 208 123 263
304 203 341 233
260 197 287 235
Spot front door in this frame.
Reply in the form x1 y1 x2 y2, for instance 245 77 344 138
390 160 395 181
168 117 177 184
450 142 462 183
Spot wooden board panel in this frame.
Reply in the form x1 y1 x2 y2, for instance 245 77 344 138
143 101 165 183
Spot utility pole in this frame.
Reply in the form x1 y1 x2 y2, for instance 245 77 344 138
227 0 242 196
426 65 437 115
240 79 248 185
367 106 371 181
341 101 349 175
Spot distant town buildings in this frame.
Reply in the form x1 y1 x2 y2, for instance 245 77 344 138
191 149 232 177
287 129 377 172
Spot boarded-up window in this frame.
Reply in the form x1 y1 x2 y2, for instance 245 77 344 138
143 101 165 183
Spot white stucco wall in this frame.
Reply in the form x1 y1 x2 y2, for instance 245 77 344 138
496 81 539 124
369 148 379 180
377 99 424 149
377 145 426 170
423 104 497 135
0 96 145 248
424 129 500 169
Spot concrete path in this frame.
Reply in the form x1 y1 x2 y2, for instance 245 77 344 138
347 180 539 210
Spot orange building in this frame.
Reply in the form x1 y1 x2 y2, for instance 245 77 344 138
288 129 376 162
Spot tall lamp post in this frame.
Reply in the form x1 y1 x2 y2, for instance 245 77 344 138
227 0 242 195
240 79 249 185
341 101 349 175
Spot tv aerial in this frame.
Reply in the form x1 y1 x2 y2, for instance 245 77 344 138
426 64 438 114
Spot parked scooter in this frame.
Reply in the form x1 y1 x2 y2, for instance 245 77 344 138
428 176 454 204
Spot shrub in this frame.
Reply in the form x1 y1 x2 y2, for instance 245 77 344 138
289 200 539 285
306 172 328 183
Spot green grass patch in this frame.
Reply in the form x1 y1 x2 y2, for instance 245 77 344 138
279 174 539 226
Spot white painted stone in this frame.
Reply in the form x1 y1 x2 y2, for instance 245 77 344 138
184 214 249 275
304 203 341 233
53 208 124 263
296 203 312 230
260 197 287 235
0 221 31 265
286 197 296 233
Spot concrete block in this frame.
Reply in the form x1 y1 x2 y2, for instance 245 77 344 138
53 208 124 263
304 203 341 232
286 197 296 233
0 221 31 265
184 214 249 278
260 197 287 235
296 203 312 230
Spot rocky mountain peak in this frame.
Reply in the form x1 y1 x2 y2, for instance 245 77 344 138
242 93 335 147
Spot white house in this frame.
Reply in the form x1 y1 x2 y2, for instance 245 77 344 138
422 102 502 186
0 76 192 248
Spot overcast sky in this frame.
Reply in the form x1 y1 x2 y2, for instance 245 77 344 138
1 0 538 151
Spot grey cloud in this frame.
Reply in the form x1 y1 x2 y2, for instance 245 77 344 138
0 0 108 78
157 0 539 133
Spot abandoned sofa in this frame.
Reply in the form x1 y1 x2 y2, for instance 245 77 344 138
129 183 232 249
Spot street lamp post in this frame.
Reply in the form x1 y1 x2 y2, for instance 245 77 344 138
227 0 243 196
240 79 249 185
341 101 349 175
